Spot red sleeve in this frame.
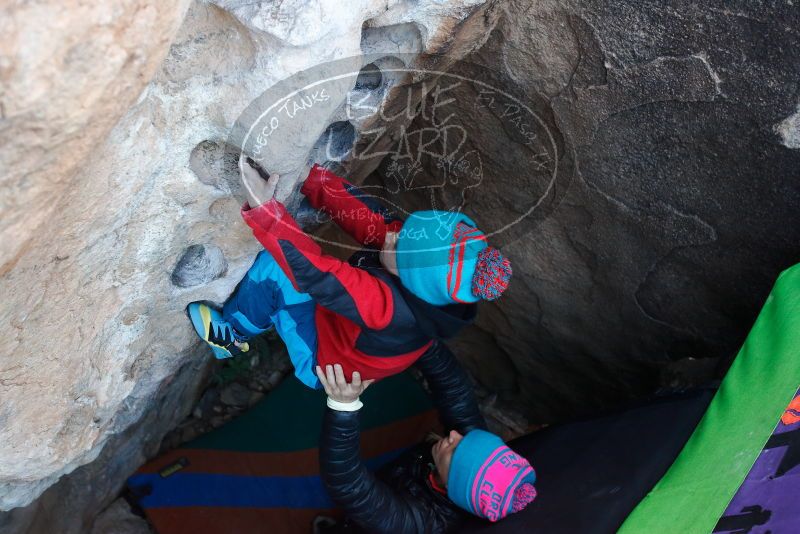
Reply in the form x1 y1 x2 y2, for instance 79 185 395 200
241 199 394 330
300 164 404 249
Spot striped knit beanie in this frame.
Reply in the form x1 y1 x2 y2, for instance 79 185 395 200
395 211 512 306
447 429 537 521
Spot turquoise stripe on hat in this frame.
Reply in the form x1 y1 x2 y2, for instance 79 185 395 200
396 210 487 306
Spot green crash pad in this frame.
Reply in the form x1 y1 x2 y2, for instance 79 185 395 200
619 263 800 534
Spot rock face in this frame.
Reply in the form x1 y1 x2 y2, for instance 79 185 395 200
0 0 194 267
0 0 497 528
365 0 800 421
89 499 152 534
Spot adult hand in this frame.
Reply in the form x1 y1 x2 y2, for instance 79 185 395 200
240 153 280 207
315 363 375 404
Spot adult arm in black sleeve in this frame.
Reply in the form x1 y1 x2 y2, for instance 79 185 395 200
414 341 488 435
319 406 446 534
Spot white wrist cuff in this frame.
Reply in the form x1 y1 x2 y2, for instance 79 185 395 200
327 397 363 412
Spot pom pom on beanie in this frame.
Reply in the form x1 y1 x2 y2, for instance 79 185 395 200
471 246 512 300
511 483 537 513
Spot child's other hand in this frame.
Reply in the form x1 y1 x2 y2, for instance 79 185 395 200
240 153 280 207
315 363 375 403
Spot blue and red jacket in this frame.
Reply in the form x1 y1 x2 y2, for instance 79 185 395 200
241 164 477 382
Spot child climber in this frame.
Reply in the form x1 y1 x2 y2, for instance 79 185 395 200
187 156 512 388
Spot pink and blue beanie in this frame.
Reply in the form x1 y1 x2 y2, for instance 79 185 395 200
447 429 537 522
395 211 512 306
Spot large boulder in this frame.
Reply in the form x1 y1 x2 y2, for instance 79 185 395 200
0 0 497 529
367 0 800 421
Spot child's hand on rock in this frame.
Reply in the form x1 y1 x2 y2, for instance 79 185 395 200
316 363 374 403
240 153 280 207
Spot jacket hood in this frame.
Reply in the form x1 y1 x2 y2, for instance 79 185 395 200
397 281 477 340
347 249 476 339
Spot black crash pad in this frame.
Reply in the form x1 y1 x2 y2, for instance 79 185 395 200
461 388 714 534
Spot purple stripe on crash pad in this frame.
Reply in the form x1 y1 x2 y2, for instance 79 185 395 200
715 388 800 533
